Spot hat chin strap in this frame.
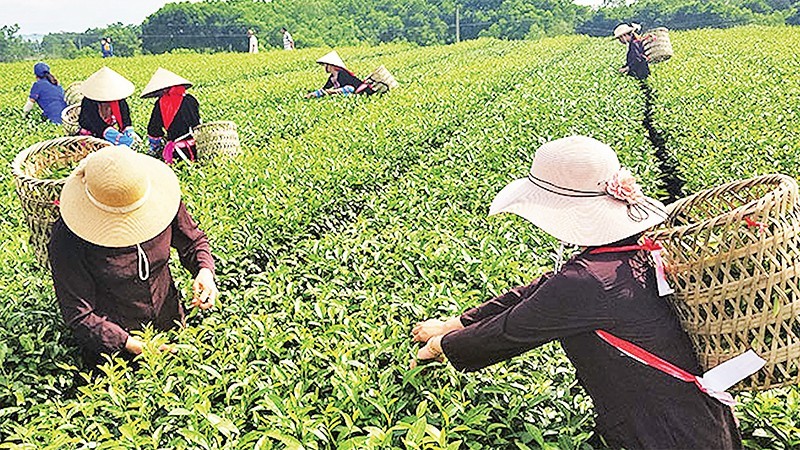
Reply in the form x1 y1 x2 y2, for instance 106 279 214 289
84 180 152 214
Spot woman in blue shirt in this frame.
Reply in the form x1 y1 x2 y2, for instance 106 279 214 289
23 62 67 124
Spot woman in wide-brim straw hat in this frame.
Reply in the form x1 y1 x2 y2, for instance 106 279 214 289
78 66 140 147
412 136 742 449
305 50 374 98
141 68 200 162
613 22 650 80
48 146 219 367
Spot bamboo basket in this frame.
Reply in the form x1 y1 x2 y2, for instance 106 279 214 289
193 121 241 163
11 137 111 267
649 174 800 390
61 104 81 136
364 65 399 94
643 27 673 64
64 81 84 106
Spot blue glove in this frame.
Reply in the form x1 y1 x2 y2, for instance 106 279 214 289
148 136 163 158
123 127 138 140
104 127 133 147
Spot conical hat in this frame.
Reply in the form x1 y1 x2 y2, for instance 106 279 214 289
80 67 135 102
316 51 347 70
141 68 193 98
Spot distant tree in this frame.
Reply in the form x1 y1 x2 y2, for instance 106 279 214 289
0 24 33 62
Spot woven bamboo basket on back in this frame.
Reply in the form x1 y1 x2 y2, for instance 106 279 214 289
364 65 399 94
11 136 111 267
193 121 241 163
643 27 673 64
61 104 81 136
649 174 800 390
64 81 84 106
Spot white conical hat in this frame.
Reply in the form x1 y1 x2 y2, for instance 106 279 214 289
141 68 193 98
316 51 347 70
80 67 135 102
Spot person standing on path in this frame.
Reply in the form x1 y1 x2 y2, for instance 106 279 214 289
23 62 67 124
281 27 295 50
614 23 649 80
101 37 113 58
411 136 742 449
247 29 258 54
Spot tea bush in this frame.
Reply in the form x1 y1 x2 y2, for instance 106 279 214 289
0 27 798 448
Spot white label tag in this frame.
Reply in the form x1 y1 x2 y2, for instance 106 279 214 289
650 249 675 296
700 350 766 392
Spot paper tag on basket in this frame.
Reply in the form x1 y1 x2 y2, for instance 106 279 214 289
699 350 766 392
650 249 675 296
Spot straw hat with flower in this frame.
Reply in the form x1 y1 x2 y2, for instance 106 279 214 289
316 51 348 71
489 135 666 247
141 68 193 98
59 145 181 248
612 23 642 39
80 67 135 102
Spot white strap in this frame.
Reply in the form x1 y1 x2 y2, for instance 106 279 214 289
137 244 150 281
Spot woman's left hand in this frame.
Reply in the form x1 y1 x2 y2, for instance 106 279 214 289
191 268 219 310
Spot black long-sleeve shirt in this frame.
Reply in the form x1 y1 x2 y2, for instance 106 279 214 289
78 97 132 137
441 240 741 449
627 38 650 80
147 94 201 141
49 202 214 366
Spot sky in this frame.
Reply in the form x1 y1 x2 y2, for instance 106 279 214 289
0 0 201 36
1 0 606 36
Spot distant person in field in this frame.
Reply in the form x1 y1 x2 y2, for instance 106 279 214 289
49 145 219 367
281 27 295 50
411 136 742 449
78 66 140 147
142 68 200 163
614 23 649 80
247 29 258 54
100 37 113 58
23 62 67 124
306 51 374 98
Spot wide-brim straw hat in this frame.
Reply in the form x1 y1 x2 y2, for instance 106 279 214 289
612 23 641 39
489 135 666 247
316 51 347 71
80 66 135 102
141 68 193 98
60 145 181 248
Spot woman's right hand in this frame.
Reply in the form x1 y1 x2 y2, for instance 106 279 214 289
125 336 177 355
125 336 145 355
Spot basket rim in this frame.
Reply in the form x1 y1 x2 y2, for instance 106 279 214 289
651 173 798 238
11 136 110 184
61 104 81 122
193 120 236 129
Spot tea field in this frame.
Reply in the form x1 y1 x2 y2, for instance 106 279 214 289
1 25 799 449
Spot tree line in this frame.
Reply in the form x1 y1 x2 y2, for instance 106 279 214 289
1 0 800 61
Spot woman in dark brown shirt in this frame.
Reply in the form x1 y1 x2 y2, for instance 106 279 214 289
412 136 742 449
48 145 218 366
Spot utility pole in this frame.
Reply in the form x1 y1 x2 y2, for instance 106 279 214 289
455 6 460 43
